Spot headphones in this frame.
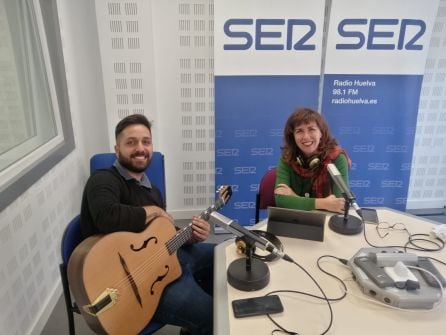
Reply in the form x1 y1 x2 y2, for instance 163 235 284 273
235 230 284 262
296 155 321 170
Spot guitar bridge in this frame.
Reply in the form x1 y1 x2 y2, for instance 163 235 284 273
83 288 118 316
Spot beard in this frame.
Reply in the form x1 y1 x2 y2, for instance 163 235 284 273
118 152 151 173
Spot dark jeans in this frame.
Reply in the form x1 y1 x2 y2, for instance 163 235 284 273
151 242 215 335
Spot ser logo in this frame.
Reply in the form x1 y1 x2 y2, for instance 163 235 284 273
216 148 239 157
363 197 385 205
336 19 426 50
350 180 371 188
250 184 259 192
395 197 407 205
234 166 256 175
250 147 274 156
368 163 390 171
339 126 360 135
230 184 239 192
372 127 394 135
269 128 282 137
215 167 223 175
235 129 258 137
400 163 411 171
381 180 403 188
386 145 408 153
352 145 375 153
223 18 316 50
234 201 256 210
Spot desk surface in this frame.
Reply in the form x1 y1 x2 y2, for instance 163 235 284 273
214 208 446 335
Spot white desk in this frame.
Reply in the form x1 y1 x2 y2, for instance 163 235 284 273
214 208 446 335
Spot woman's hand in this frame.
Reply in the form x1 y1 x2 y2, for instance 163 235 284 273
315 195 345 214
190 216 211 242
274 183 298 197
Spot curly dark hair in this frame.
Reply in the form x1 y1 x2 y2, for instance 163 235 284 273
115 114 152 139
282 107 338 164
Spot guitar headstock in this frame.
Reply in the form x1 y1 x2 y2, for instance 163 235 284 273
215 185 232 209
198 185 233 221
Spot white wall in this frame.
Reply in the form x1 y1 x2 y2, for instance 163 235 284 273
407 2 446 209
94 0 216 219
59 0 110 165
0 0 109 334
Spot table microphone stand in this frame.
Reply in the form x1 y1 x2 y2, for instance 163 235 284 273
227 235 270 291
329 199 363 235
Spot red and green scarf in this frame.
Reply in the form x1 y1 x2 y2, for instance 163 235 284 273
290 146 351 198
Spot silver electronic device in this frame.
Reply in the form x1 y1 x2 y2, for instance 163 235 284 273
348 247 445 309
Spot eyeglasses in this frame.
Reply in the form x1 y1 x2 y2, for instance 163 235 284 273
375 221 408 238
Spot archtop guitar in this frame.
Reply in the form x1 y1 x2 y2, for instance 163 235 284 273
68 186 232 334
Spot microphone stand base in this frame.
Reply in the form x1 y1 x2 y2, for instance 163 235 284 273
329 214 363 235
227 258 270 291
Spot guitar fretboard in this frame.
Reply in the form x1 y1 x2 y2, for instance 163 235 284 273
164 200 224 254
166 224 193 254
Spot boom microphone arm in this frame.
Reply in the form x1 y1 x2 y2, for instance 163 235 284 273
208 212 293 262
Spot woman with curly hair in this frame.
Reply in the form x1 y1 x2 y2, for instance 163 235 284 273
274 107 351 214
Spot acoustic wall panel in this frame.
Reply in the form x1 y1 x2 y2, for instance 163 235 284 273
408 1 446 209
95 0 215 216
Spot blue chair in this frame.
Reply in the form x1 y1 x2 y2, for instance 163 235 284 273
90 151 166 203
59 215 82 335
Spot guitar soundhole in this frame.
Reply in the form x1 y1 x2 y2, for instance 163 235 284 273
130 236 158 252
150 265 169 295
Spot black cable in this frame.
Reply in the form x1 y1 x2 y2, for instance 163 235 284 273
362 220 445 252
405 233 445 252
316 255 349 301
264 256 349 335
261 216 444 334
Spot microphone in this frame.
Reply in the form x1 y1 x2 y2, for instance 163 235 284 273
327 163 362 218
208 211 293 262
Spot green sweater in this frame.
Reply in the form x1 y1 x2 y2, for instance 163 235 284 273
274 154 349 210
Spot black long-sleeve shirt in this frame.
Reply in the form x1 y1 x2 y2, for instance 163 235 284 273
80 165 165 238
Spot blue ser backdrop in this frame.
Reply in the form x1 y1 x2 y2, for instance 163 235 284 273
320 0 438 211
215 75 320 224
322 74 424 210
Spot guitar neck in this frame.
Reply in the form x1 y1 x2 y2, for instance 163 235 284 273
165 201 222 254
166 224 193 254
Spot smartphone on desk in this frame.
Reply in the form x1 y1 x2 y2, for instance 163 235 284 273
361 208 379 224
232 295 284 318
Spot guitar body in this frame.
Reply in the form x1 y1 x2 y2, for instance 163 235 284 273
68 217 181 335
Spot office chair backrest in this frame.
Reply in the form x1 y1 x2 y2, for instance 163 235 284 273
61 215 83 265
59 215 82 335
255 168 277 223
89 151 166 202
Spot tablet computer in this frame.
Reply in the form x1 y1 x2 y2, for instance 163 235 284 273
267 207 326 242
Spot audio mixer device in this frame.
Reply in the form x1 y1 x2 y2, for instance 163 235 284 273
348 248 445 309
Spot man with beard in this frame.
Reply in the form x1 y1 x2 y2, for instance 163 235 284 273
80 114 213 335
